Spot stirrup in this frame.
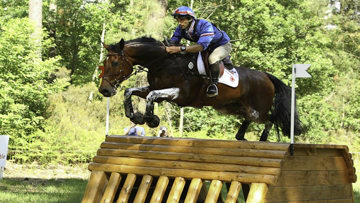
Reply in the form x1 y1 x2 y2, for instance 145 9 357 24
206 84 218 97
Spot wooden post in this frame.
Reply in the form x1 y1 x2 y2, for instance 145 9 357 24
101 172 122 203
205 180 223 203
82 171 108 203
150 176 169 203
225 181 242 203
134 175 153 203
117 174 136 203
167 177 186 203
185 178 203 203
246 183 268 203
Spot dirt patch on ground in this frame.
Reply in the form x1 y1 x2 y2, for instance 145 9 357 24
2 161 91 180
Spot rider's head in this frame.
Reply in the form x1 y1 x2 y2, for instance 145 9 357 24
172 6 196 29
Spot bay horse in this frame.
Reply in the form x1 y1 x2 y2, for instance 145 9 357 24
98 37 302 141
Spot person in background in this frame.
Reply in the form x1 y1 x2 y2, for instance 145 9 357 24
124 122 145 136
157 126 171 137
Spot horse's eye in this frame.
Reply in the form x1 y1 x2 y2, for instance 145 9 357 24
112 61 119 67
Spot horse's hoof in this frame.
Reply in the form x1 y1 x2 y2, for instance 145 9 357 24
145 115 160 128
130 112 145 125
236 136 247 141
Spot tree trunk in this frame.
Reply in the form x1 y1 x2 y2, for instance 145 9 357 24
29 0 42 59
158 0 167 14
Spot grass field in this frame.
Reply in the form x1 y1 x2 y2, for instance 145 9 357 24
0 178 87 203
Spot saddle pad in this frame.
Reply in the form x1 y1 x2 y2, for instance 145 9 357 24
197 52 239 88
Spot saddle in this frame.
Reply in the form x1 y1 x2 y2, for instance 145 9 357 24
196 51 238 88
201 51 226 77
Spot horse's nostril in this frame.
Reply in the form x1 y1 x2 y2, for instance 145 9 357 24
99 88 111 97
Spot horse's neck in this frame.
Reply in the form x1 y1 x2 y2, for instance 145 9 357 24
125 44 165 67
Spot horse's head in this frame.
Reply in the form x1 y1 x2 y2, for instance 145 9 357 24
98 39 133 97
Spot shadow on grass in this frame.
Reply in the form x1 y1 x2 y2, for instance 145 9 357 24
0 177 88 203
354 189 360 202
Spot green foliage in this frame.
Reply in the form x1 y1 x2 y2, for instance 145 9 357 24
0 17 61 150
10 83 109 164
43 0 109 85
2 0 360 164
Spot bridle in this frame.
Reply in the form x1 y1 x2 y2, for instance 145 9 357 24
100 44 168 89
100 51 142 90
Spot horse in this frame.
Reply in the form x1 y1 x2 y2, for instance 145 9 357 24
98 37 302 141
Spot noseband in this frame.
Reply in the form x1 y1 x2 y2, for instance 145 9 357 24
100 51 135 89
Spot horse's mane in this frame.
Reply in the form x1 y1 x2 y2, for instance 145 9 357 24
109 36 163 53
126 36 160 45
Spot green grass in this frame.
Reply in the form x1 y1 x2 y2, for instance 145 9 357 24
0 178 87 203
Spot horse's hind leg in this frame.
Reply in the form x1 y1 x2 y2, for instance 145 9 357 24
259 121 273 141
235 120 251 140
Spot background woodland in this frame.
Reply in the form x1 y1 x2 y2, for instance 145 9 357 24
0 0 359 164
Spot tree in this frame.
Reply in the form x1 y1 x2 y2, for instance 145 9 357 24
29 0 42 58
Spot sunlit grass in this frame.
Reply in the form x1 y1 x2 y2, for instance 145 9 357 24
0 178 87 203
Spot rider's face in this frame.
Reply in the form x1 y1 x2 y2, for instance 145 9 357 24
176 17 191 29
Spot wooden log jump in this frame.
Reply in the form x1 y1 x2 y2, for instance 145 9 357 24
82 136 356 203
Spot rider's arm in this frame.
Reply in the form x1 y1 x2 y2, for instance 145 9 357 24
183 44 204 53
166 44 204 54
169 26 183 44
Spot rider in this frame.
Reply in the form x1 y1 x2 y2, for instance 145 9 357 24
166 6 234 97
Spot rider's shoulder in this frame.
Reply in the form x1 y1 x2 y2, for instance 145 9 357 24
196 19 213 28
196 19 210 24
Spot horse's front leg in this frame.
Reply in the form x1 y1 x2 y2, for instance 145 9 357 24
124 86 150 124
144 88 180 128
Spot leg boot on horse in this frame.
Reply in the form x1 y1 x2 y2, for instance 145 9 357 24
206 61 220 97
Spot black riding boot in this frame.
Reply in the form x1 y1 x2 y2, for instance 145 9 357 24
207 61 220 97
222 55 234 71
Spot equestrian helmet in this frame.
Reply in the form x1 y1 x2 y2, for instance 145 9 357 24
172 6 196 19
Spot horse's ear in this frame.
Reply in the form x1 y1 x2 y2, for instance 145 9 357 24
102 42 110 51
119 39 125 50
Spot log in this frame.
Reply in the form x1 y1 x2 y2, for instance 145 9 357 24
134 175 153 203
93 156 280 175
100 172 121 203
105 136 289 151
225 181 242 203
246 183 268 203
117 174 136 203
184 178 203 203
100 142 287 159
167 177 186 203
88 163 278 185
205 180 222 203
82 171 108 203
97 149 282 168
150 176 169 203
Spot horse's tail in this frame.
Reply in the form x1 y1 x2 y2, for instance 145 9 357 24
265 73 303 137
